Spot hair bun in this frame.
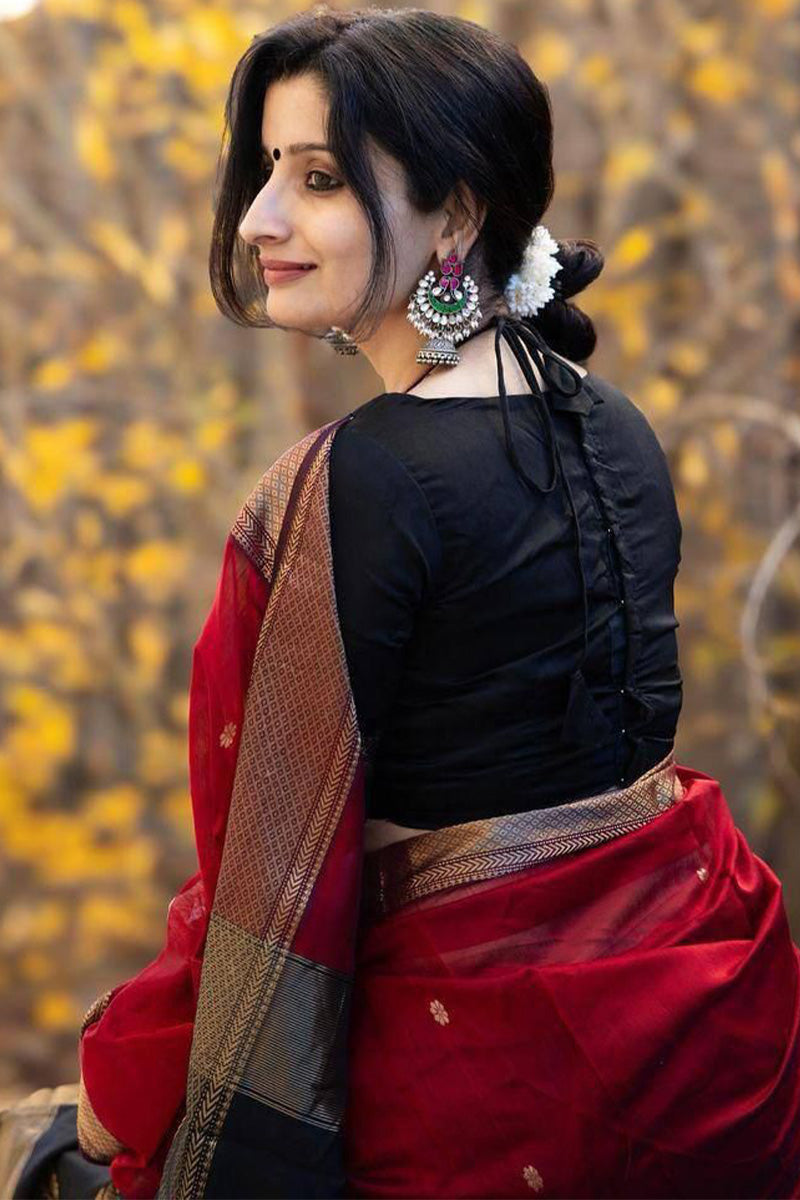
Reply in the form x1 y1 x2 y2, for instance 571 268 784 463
526 236 604 363
554 237 604 301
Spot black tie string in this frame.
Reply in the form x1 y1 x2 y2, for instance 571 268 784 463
491 314 614 748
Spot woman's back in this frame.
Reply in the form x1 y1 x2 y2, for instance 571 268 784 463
329 364 683 829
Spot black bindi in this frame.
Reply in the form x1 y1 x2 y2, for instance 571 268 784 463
272 147 281 160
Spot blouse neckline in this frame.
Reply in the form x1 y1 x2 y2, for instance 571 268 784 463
378 368 597 403
379 382 589 401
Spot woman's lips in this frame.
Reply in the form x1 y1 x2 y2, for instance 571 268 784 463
262 265 317 285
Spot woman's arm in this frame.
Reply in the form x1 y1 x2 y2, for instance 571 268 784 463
328 423 442 755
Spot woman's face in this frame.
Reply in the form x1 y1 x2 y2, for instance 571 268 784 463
237 71 448 340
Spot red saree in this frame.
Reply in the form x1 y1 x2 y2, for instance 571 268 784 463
76 416 800 1199
348 759 800 1198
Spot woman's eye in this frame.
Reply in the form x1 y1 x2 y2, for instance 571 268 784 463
306 169 341 193
256 157 340 193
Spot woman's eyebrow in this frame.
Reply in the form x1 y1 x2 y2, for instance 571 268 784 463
261 141 333 155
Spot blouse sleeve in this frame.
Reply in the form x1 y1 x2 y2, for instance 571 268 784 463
328 423 442 754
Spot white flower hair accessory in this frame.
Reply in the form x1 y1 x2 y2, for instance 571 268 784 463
503 224 563 317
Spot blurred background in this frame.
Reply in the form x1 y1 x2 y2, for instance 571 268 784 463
1 0 799 1104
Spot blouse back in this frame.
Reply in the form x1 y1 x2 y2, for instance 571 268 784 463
328 328 682 829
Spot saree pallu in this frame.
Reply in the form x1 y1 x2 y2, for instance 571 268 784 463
69 414 800 1198
77 415 366 1199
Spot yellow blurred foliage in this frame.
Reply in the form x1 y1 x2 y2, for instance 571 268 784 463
62 548 122 603
21 621 94 690
12 811 159 885
196 417 233 452
32 991 83 1033
78 893 152 942
689 56 755 106
603 142 656 191
524 30 574 81
76 332 128 374
607 227 656 273
761 151 799 244
88 219 147 275
678 440 710 488
120 421 187 472
0 901 67 950
754 0 799 15
31 358 75 392
641 377 681 416
162 785 194 837
19 952 52 983
8 419 100 513
123 540 190 602
43 0 106 14
75 109 116 182
677 19 726 56
750 782 783 834
139 727 188 786
589 281 655 359
168 458 207 493
710 423 741 461
667 342 709 377
168 691 190 727
81 472 151 517
163 136 214 181
577 53 613 90
679 186 713 228
129 617 170 683
5 687 76 790
74 510 105 550
455 0 493 26
0 629 37 679
84 783 145 833
699 497 729 535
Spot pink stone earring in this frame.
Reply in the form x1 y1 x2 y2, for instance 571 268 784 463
407 247 482 366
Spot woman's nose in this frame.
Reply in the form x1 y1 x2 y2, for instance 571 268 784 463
238 188 291 247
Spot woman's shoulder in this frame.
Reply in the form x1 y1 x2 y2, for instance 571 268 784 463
327 416 443 576
331 393 453 476
581 371 670 444
328 414 439 520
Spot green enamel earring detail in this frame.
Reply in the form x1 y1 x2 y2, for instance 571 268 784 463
407 248 482 366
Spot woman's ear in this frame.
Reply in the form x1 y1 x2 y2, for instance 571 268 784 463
435 182 487 262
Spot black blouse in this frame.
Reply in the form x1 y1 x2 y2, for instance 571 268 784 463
328 316 683 828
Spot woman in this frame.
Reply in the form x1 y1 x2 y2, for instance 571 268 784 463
7 6 799 1199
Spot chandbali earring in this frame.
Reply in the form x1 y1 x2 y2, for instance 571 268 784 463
406 247 482 366
324 326 359 355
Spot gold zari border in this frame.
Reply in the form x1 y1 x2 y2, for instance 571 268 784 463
76 1075 125 1164
363 750 682 920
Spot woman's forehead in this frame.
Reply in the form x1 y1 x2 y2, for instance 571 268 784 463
260 73 329 148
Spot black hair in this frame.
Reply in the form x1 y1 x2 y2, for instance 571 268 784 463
210 4 604 362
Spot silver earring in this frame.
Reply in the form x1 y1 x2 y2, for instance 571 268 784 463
407 247 482 366
324 326 359 355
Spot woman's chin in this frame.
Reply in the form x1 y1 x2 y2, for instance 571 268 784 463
266 304 348 338
265 307 324 330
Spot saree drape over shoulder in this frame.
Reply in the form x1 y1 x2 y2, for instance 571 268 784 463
75 406 800 1199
